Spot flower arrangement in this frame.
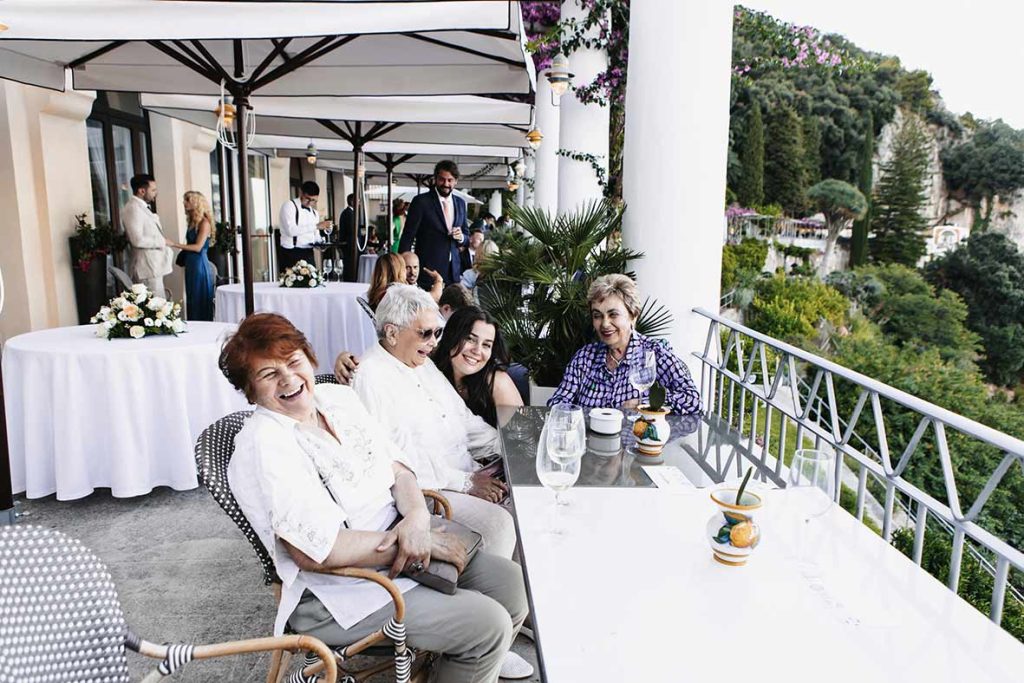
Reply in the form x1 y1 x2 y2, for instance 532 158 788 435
90 283 185 340
279 259 325 288
69 213 127 272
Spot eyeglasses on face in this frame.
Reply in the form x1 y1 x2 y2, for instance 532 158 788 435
410 326 443 340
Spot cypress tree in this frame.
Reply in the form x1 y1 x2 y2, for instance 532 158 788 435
764 105 807 216
736 101 765 207
870 112 931 266
802 114 822 186
850 111 874 266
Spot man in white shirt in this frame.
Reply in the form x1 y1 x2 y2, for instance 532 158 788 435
278 180 331 271
121 174 173 294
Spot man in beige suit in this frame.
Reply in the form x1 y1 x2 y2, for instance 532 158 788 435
122 174 173 294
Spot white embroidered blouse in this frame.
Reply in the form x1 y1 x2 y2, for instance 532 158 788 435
228 384 417 635
351 343 499 491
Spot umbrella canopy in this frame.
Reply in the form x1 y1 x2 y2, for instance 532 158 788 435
251 133 524 160
142 93 532 147
0 1 535 97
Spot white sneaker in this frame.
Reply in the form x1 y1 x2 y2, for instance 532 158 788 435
500 651 534 680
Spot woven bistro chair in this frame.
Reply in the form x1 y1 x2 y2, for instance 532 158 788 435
356 296 376 325
194 393 446 683
0 524 337 683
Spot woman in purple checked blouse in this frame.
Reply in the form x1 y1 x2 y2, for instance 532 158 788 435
547 274 702 414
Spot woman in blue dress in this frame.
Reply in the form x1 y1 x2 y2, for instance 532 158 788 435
172 191 215 321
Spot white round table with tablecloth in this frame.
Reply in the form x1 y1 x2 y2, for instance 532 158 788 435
357 253 380 283
2 321 250 500
215 282 376 372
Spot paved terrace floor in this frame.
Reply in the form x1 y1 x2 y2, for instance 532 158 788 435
13 487 540 682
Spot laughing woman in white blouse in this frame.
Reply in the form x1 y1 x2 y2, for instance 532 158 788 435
352 284 517 559
222 313 528 683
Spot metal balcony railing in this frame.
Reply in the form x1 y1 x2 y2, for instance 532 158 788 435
691 307 1024 628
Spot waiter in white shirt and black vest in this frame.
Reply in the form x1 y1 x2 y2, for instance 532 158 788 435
278 181 331 271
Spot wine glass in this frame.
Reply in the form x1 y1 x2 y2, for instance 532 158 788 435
323 220 334 244
626 350 657 420
536 404 585 531
323 259 334 282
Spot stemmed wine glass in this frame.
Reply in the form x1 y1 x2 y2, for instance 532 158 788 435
626 350 657 421
323 219 334 244
536 404 585 533
323 259 334 282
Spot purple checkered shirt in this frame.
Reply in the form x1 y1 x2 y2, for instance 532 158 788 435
547 332 702 414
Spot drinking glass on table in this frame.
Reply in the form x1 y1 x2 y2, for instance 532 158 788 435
537 403 585 517
626 350 657 421
786 449 836 574
323 259 334 281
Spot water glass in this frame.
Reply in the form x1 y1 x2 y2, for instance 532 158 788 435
787 449 836 520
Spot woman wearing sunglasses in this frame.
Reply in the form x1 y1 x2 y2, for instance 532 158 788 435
351 284 516 560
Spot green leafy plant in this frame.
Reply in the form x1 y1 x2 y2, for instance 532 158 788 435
478 200 672 387
645 382 666 412
69 213 125 272
735 466 755 504
212 220 237 254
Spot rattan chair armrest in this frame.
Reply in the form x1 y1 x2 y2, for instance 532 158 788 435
422 490 452 519
132 633 337 683
320 567 407 623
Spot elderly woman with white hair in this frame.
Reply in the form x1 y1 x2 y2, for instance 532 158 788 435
548 273 702 414
352 284 517 559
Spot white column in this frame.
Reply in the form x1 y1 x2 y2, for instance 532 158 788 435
622 0 733 372
533 74 560 213
516 177 526 207
524 154 536 207
557 0 610 213
488 190 503 219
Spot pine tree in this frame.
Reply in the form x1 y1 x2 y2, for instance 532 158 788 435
850 111 874 267
764 105 807 216
870 112 931 266
736 101 765 207
802 114 822 186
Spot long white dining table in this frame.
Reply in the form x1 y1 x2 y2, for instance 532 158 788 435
3 321 249 500
499 407 1024 682
214 282 376 373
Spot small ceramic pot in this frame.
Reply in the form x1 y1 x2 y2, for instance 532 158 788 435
589 407 624 436
707 488 763 567
632 406 671 456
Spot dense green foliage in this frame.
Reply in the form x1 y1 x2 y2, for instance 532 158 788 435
807 179 867 275
869 114 930 266
746 274 848 348
942 121 1024 231
850 111 874 267
925 233 1024 386
721 238 769 292
802 114 822 185
736 101 765 207
763 106 807 215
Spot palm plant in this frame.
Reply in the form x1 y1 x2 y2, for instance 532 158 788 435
478 200 672 387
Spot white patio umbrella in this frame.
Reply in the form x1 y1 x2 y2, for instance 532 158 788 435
0 0 535 313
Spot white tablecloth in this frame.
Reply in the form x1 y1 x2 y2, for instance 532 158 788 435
215 282 376 372
512 487 1024 682
3 322 250 500
357 254 380 283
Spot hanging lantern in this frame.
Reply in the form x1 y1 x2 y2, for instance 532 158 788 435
214 84 254 150
546 54 573 98
305 141 318 165
526 129 543 150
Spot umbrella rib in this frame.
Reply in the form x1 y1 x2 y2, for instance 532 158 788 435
406 33 521 68
187 40 234 86
146 40 219 84
68 40 126 70
250 35 358 91
316 118 353 144
466 29 519 41
248 38 294 84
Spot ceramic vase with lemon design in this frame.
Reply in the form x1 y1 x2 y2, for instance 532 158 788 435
632 406 671 456
707 488 763 566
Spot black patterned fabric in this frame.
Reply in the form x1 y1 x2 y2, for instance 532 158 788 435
0 525 131 682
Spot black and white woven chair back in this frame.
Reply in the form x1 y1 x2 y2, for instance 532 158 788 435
356 297 376 324
193 410 280 586
314 374 340 386
0 525 130 682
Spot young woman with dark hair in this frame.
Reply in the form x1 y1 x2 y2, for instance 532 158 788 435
432 306 523 428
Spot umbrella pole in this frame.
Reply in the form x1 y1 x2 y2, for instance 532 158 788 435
235 95 255 316
349 144 364 281
386 164 394 251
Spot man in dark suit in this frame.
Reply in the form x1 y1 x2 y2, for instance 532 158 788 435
398 160 469 286
337 193 356 282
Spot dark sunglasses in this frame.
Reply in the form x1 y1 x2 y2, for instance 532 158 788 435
407 326 443 341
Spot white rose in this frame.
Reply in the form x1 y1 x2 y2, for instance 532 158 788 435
155 309 166 320
171 319 186 333
104 320 116 329
285 276 296 286
129 325 145 339
161 303 173 317
112 297 127 309
299 267 309 276
147 297 167 311
144 317 154 327
131 283 148 295
94 324 109 338
173 303 181 314
117 311 129 322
